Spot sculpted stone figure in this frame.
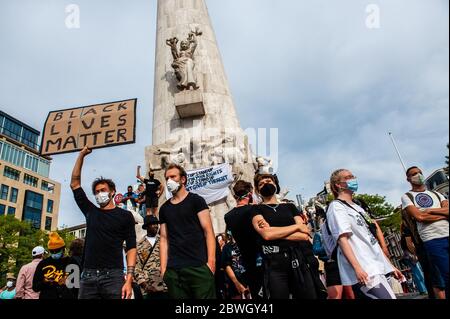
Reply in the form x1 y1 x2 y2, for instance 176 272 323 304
166 28 203 91
255 156 274 174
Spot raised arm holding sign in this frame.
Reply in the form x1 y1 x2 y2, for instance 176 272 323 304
70 147 137 300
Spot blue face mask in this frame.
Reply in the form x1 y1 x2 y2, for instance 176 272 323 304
346 179 359 193
51 251 63 260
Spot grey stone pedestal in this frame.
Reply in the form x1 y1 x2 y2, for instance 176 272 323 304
175 90 205 118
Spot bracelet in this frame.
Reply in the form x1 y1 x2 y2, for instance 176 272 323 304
127 266 135 275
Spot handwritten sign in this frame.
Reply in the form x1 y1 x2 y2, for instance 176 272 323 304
166 164 234 204
41 99 137 155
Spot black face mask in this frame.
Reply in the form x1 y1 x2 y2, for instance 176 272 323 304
260 183 276 197
147 227 158 237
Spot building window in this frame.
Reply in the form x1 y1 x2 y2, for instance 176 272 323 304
23 190 43 229
3 166 20 181
2 118 22 142
0 204 5 215
47 199 54 214
24 174 38 188
45 217 52 231
24 154 39 172
81 229 86 238
10 188 18 203
0 184 9 200
0 143 25 168
0 141 48 177
38 159 50 178
41 181 55 194
7 206 16 216
22 128 39 150
0 114 39 150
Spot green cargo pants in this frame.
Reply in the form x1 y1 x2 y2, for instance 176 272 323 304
164 265 216 299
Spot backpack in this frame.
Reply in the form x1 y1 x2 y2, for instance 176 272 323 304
320 219 338 260
312 231 328 262
320 199 376 260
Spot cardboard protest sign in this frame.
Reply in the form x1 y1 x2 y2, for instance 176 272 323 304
41 99 137 156
165 164 234 204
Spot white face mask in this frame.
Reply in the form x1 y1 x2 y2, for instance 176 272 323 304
411 173 425 186
95 192 112 207
167 179 181 195
6 281 13 288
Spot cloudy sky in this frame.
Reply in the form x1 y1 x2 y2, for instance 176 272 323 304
0 0 448 228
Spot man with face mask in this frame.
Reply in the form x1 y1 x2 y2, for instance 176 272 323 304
402 166 449 298
225 180 264 299
71 147 137 299
134 215 168 299
32 233 78 299
159 163 216 299
137 166 164 217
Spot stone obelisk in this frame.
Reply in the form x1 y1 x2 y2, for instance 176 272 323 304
146 0 255 233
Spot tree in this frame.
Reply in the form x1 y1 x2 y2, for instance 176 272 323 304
354 194 401 232
378 207 402 233
354 194 395 218
0 216 45 287
0 216 75 287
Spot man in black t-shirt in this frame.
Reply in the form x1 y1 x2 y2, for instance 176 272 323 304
225 180 264 299
71 147 137 299
159 163 216 299
137 166 164 217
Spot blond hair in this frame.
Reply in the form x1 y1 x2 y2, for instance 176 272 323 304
329 169 348 198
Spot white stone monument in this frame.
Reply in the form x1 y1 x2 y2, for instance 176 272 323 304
145 0 256 233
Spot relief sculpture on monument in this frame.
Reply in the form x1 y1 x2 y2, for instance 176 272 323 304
166 28 203 91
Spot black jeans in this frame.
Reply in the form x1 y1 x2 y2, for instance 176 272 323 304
79 269 125 299
264 252 317 299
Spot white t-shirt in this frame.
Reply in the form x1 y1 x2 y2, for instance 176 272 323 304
146 236 157 247
401 190 448 242
327 201 394 286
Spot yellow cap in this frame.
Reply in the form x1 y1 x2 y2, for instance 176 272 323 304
47 232 65 250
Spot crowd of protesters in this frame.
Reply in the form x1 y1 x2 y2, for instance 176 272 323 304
1 147 447 300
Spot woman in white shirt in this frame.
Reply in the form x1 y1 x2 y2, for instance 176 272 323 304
326 169 403 299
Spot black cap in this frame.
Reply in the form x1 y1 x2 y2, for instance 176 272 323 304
142 215 160 229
